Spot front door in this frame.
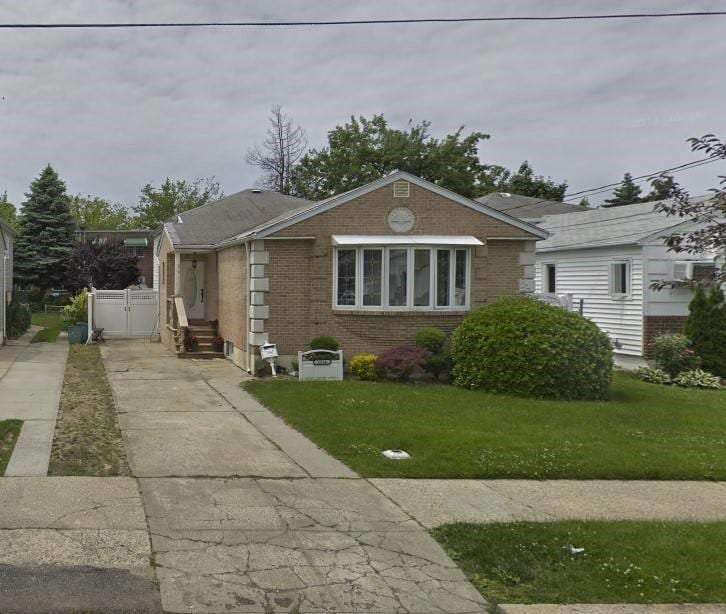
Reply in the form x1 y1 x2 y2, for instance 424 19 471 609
181 260 205 320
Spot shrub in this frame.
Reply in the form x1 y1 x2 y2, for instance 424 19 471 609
375 344 431 381
414 327 447 353
350 354 378 380
635 367 672 385
310 335 340 351
686 285 726 378
63 291 88 324
673 369 723 389
653 333 700 377
5 297 31 337
452 296 613 400
425 353 453 380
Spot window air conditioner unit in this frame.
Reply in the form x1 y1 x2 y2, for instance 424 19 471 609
673 261 716 281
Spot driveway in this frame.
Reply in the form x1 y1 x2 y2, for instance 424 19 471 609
102 339 486 613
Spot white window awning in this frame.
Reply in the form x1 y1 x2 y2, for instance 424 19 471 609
331 235 484 246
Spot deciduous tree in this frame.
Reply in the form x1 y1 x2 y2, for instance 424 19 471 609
246 105 307 195
0 191 17 229
70 194 131 230
291 115 489 199
132 177 223 229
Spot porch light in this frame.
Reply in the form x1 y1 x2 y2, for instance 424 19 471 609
191 257 197 270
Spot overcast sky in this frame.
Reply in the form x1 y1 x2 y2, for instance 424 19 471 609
1 0 724 210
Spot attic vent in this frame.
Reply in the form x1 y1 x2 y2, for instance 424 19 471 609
393 181 410 198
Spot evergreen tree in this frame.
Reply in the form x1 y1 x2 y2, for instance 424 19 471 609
577 197 591 208
643 174 675 202
14 165 76 293
685 285 726 377
603 172 643 207
0 191 17 229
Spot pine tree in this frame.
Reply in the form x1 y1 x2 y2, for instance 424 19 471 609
14 165 76 293
603 172 643 207
685 285 726 377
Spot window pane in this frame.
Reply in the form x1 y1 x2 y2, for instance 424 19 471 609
336 249 356 306
388 249 408 306
413 249 430 306
546 264 556 293
613 263 628 294
362 249 382 306
454 249 467 306
436 250 450 307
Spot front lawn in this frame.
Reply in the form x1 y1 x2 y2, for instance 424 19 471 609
245 374 726 479
432 521 726 604
0 420 22 475
48 345 129 476
31 311 66 343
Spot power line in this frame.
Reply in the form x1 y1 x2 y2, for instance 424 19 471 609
2 11 726 29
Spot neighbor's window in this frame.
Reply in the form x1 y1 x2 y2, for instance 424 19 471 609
334 246 470 310
544 263 557 293
610 261 630 297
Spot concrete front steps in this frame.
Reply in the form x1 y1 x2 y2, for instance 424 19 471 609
174 320 225 359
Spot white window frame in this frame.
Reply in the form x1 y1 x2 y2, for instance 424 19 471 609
543 262 557 294
609 260 631 299
333 246 471 312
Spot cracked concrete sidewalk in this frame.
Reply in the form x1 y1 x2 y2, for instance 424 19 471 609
102 339 487 613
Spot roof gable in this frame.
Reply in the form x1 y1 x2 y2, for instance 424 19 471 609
221 171 547 245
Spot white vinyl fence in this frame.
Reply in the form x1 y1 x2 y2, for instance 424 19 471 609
89 288 159 338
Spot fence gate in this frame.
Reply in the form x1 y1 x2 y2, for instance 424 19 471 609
91 288 159 337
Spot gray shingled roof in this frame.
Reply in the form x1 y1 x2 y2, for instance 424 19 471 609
476 192 588 221
166 189 312 246
536 200 700 252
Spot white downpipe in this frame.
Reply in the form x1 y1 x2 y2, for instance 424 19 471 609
85 288 93 345
245 240 252 374
0 226 7 344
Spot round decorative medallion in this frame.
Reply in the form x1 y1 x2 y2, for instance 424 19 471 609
387 207 415 233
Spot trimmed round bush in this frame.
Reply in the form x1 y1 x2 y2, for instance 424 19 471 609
414 327 447 353
452 296 613 400
350 354 378 380
309 335 340 351
652 333 700 377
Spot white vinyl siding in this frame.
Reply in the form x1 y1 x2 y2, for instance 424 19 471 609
535 247 644 356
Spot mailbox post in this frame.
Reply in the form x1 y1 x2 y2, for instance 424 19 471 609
260 342 279 377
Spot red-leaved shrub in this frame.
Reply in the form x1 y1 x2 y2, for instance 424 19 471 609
375 344 431 381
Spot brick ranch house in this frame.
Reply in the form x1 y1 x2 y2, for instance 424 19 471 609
156 171 547 372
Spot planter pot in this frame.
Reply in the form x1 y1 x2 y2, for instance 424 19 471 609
68 322 88 345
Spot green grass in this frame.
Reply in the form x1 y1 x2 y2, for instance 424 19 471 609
432 521 726 604
0 419 23 475
244 374 726 479
31 311 67 343
48 345 129 476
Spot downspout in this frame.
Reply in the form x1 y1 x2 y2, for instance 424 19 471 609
245 239 252 374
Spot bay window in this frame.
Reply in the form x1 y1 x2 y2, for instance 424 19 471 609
334 245 470 310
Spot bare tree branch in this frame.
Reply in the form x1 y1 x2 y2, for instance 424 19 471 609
246 105 307 194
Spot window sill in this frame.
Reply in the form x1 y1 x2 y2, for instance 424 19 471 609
332 308 470 317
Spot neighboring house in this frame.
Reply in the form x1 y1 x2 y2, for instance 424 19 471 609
476 192 589 223
533 200 721 364
158 171 547 371
76 229 154 287
0 217 15 345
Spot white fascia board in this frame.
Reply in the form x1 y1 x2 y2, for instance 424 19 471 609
224 171 549 243
331 235 484 246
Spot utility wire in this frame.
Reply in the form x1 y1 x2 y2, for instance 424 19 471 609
2 11 726 29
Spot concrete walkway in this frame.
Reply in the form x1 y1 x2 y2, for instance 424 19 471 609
0 329 68 476
103 339 486 613
371 479 726 528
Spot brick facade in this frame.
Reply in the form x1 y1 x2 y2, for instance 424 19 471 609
264 182 536 359
642 315 688 358
160 180 539 369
